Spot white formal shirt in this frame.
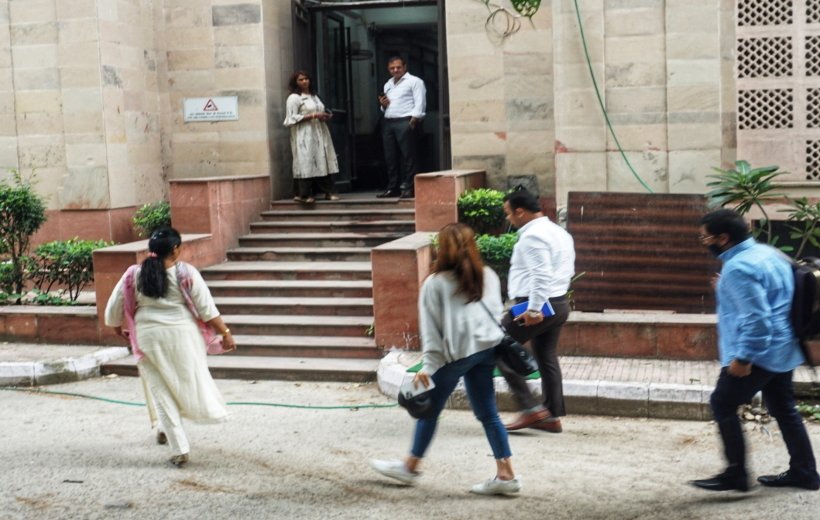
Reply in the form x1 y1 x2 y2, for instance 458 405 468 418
382 72 426 119
507 216 576 312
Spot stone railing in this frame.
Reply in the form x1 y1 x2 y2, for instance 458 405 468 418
92 175 270 333
413 169 486 232
372 169 485 349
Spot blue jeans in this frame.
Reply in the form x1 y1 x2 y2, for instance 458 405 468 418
711 366 819 483
410 348 512 460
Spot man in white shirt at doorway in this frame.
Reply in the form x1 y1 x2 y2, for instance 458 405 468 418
497 188 576 434
377 56 426 199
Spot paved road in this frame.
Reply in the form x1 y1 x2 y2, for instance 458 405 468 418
1 377 818 519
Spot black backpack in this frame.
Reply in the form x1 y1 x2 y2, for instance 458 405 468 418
791 257 820 367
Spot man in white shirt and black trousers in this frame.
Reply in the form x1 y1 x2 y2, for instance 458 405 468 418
497 188 576 433
377 56 426 199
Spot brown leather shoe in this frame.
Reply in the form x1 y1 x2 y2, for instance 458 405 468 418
530 418 563 433
504 409 551 431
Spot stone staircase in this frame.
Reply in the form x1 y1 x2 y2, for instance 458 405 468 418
104 197 415 382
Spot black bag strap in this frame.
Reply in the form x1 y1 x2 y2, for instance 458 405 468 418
478 300 506 333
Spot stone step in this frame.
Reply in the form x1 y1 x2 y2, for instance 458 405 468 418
221 314 373 337
259 208 415 222
240 232 404 248
249 220 415 234
269 198 414 211
102 355 380 382
201 261 372 281
226 246 371 262
213 296 373 316
228 334 380 358
206 280 373 298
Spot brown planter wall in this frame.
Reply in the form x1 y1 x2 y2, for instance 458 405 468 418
567 192 718 314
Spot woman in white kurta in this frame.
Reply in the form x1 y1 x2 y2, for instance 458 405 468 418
105 227 235 467
283 70 339 203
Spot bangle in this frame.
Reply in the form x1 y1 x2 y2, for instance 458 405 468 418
220 328 230 336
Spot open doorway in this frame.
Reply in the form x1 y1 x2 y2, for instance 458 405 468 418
292 0 450 192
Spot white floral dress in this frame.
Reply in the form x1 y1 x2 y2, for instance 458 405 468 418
283 93 339 179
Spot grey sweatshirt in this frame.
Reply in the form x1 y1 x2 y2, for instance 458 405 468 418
419 266 506 375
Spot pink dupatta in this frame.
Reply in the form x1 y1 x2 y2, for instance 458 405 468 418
121 262 226 359
122 265 146 361
175 262 227 355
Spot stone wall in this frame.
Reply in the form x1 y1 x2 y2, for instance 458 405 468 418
446 0 736 208
0 0 291 244
445 1 556 196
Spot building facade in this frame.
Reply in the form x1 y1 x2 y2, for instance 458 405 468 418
0 0 817 243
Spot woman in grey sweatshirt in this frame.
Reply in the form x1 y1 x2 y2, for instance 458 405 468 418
371 223 521 495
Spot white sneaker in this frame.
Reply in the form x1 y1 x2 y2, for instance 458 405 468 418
470 476 522 495
370 459 418 485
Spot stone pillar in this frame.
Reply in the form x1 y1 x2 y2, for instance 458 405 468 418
371 233 434 350
414 169 485 232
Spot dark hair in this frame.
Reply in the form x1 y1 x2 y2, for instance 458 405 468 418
288 70 315 95
387 56 406 66
139 226 182 298
503 188 541 213
433 223 484 303
700 209 751 244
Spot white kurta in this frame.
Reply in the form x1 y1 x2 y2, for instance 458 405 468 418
105 264 229 423
283 93 340 179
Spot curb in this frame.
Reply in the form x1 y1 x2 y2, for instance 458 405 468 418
378 350 715 421
0 347 130 387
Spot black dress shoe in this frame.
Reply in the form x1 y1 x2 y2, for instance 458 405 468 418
377 189 400 198
758 471 820 490
399 190 414 199
690 471 749 492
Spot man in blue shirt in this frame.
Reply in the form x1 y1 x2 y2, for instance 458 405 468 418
691 209 819 492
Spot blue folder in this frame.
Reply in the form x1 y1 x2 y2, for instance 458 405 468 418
510 300 555 318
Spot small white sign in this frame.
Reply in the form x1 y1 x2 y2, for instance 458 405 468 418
183 96 239 122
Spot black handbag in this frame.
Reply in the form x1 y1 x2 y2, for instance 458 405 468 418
479 302 539 377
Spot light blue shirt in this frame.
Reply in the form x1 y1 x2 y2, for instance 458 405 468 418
715 238 804 371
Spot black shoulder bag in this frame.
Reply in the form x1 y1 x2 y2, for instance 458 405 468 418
479 301 539 377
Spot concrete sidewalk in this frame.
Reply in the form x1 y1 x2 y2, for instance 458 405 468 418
1 342 817 420
0 342 128 386
378 350 819 421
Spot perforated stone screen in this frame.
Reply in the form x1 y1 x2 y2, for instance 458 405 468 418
738 0 794 26
737 0 820 181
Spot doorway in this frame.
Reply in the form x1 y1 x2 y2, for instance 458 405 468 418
292 0 450 192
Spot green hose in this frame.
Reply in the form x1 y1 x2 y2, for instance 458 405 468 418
573 0 654 194
0 386 398 410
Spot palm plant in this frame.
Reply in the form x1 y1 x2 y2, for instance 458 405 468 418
706 160 785 244
780 197 820 259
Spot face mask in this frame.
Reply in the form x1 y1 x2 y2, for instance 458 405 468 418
707 244 724 257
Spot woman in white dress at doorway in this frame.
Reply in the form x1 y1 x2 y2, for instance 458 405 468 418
283 70 340 204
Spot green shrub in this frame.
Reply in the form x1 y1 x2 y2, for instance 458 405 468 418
0 260 14 293
0 170 47 299
458 188 507 235
29 238 112 302
475 233 518 278
133 201 171 238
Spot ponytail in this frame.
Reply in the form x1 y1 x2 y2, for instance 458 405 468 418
138 226 182 298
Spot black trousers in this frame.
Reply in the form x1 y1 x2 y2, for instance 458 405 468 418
496 296 571 417
710 365 819 482
382 117 418 191
295 175 334 198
